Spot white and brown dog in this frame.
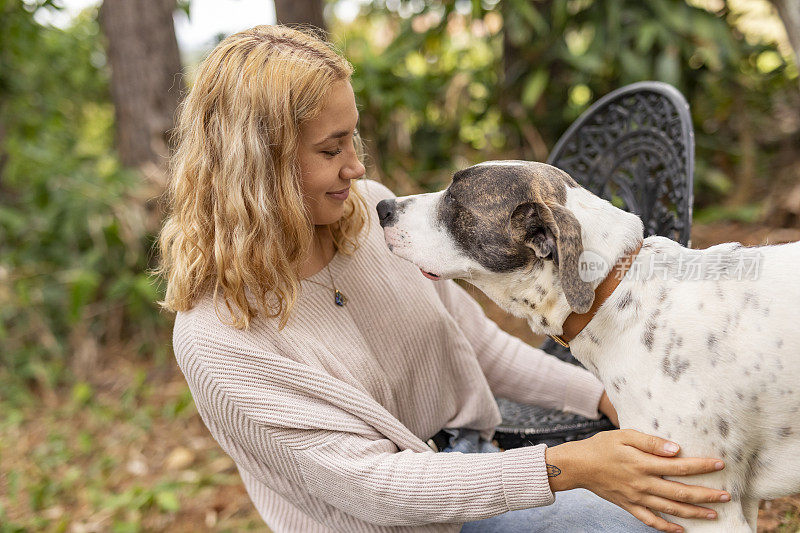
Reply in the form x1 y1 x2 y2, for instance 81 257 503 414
376 160 800 532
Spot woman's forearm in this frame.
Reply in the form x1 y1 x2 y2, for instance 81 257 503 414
544 441 582 492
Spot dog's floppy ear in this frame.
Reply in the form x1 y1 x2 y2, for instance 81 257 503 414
510 201 594 313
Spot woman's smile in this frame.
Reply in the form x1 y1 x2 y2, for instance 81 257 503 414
327 187 350 201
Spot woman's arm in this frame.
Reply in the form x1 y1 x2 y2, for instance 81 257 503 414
598 390 620 426
180 317 557 526
184 322 726 531
293 431 555 525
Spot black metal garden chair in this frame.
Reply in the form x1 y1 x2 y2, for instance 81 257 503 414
493 81 695 449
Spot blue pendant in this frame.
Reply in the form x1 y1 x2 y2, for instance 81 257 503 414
334 289 347 307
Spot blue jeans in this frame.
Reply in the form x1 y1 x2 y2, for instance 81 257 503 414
439 429 658 533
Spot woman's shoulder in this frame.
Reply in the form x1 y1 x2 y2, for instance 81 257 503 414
173 292 279 357
173 294 229 353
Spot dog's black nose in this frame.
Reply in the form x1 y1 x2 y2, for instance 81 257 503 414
376 199 397 227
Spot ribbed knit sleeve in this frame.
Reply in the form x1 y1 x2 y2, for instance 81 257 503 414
294 432 554 526
183 325 556 528
433 279 605 420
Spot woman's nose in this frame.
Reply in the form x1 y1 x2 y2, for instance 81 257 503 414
341 152 366 180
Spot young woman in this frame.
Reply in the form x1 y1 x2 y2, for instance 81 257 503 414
158 25 730 533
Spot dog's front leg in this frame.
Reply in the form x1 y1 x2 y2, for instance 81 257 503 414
740 497 759 531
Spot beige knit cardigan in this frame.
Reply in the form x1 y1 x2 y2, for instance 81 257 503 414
172 179 605 532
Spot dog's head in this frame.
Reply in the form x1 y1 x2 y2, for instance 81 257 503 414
377 160 596 314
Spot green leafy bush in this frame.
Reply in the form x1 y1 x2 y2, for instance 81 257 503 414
0 2 166 398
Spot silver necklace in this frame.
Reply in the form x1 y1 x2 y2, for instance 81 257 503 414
303 233 348 307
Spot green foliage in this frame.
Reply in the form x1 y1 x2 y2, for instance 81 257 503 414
0 2 165 396
333 0 799 200
338 1 505 192
693 203 764 224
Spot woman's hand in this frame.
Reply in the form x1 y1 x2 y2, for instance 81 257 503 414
544 429 729 533
597 391 620 427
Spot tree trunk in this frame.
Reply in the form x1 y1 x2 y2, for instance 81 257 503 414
769 0 800 81
274 0 325 31
99 0 183 170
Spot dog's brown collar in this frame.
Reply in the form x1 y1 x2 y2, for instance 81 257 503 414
550 242 643 349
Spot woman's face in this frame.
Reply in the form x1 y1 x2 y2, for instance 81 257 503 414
298 79 365 226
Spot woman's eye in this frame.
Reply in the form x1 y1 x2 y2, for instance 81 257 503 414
322 149 342 157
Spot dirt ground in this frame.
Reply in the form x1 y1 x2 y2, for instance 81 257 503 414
2 221 799 532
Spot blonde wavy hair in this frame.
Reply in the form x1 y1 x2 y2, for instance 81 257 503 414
157 25 368 329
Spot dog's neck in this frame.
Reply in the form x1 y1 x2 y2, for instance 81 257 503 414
469 187 644 337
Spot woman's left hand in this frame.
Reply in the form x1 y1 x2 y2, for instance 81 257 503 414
598 391 620 427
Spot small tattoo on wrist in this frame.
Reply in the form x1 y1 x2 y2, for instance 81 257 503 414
546 464 562 477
